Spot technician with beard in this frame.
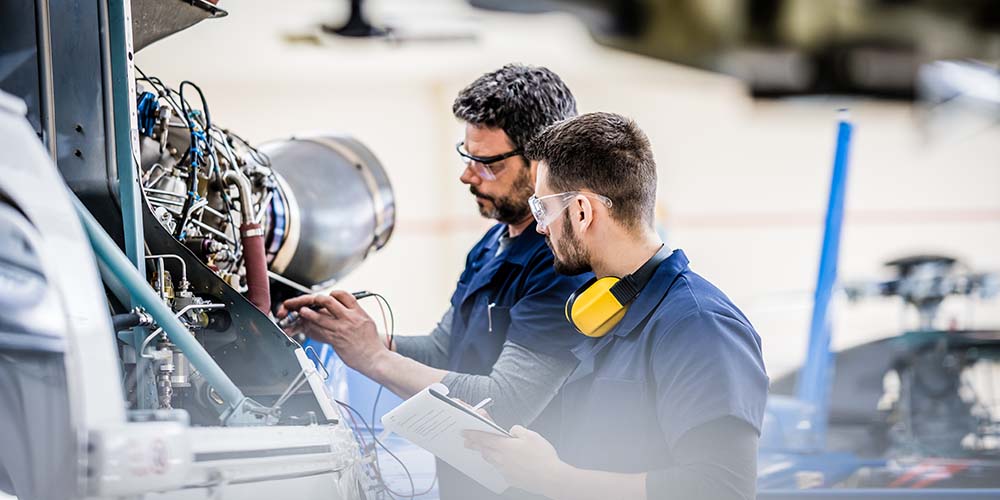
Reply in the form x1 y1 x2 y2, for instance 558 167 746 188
278 64 592 499
464 113 769 500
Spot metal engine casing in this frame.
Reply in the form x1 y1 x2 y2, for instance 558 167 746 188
262 134 395 290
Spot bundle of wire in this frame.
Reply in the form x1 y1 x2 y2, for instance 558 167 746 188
335 293 436 499
135 67 280 275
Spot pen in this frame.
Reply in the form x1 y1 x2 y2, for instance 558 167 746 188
487 302 496 333
472 397 493 411
277 290 375 329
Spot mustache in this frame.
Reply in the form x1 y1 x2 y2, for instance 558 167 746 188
470 186 495 202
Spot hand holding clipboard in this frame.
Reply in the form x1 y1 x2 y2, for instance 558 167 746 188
380 383 512 493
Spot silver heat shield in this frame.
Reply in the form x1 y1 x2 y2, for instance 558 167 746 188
261 134 395 290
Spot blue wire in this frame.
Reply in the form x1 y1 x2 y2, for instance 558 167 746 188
135 92 159 137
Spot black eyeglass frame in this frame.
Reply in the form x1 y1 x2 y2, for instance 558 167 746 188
455 141 524 166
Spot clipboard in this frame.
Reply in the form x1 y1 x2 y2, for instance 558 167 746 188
426 388 513 437
380 383 511 493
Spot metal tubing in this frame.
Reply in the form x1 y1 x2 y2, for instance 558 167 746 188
144 188 187 199
255 190 273 224
155 257 165 300
191 218 235 244
268 270 314 295
73 195 246 413
34 0 57 160
795 110 854 448
139 303 225 358
98 0 158 409
223 170 255 224
105 0 145 276
148 196 185 207
199 202 228 220
141 163 165 184
145 253 188 283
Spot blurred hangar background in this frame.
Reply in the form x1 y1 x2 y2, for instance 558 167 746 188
138 0 1000 377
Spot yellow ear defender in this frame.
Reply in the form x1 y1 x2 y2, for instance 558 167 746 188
565 245 671 337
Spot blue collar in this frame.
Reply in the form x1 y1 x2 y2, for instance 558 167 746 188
609 248 689 337
460 222 549 305
570 249 691 362
481 221 547 267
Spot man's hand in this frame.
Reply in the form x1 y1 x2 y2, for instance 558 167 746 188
464 425 566 496
278 291 387 372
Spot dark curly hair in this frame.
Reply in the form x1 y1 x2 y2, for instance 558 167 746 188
452 64 578 152
526 112 657 231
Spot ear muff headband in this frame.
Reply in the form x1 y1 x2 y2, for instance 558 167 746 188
565 245 672 337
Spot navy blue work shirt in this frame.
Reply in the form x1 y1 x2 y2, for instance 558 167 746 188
446 222 591 375
439 222 593 500
556 249 769 474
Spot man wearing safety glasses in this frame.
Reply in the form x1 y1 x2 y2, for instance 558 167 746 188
279 64 593 499
465 112 768 500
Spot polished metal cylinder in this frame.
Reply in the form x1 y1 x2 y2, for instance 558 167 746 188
260 134 394 289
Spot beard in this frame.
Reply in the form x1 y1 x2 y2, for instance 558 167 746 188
550 216 592 275
470 168 534 225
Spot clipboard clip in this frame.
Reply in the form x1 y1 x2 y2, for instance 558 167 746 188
304 344 330 380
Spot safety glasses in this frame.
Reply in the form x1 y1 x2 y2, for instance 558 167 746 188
528 191 613 231
456 141 523 181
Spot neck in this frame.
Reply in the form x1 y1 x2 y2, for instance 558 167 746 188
507 216 534 237
591 229 664 279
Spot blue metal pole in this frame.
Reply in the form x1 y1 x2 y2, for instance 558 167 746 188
795 110 854 449
73 195 248 417
101 0 157 407
106 0 144 273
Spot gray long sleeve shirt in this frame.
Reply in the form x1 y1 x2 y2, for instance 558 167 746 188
394 306 577 428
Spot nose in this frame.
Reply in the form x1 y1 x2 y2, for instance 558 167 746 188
459 164 480 186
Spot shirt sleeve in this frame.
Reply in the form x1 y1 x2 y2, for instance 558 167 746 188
645 416 759 500
441 340 577 429
392 307 453 369
652 311 769 448
503 255 589 360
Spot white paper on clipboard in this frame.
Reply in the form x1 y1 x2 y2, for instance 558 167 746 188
380 383 511 494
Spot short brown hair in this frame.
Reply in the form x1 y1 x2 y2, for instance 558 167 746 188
526 112 657 230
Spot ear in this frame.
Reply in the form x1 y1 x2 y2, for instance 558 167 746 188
573 195 595 232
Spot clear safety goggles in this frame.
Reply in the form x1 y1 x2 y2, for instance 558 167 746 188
528 191 613 231
456 141 523 181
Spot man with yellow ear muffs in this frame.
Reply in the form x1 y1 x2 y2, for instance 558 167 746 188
464 112 769 500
